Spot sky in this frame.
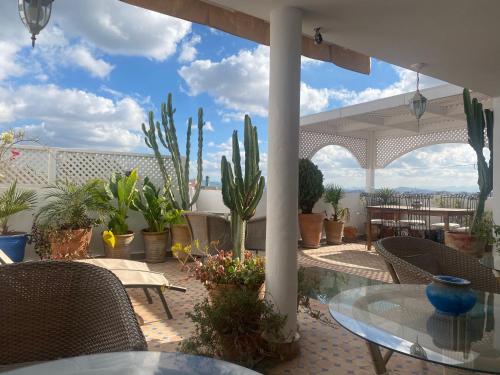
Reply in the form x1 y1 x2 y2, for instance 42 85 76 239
0 0 480 191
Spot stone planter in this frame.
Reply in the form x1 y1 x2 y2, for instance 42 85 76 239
444 231 486 258
299 213 324 248
142 229 168 263
50 228 92 259
324 219 344 245
104 231 134 259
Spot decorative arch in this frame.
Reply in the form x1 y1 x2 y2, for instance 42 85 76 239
299 130 368 168
376 128 468 168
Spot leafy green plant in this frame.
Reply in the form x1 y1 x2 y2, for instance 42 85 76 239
132 177 174 232
142 93 204 210
104 170 139 235
166 208 184 225
180 289 286 367
221 115 265 259
0 180 36 234
463 88 494 234
298 158 324 214
375 187 397 204
324 184 350 222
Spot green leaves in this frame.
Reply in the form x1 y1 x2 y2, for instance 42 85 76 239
324 184 349 221
298 159 324 214
0 180 37 234
105 169 139 235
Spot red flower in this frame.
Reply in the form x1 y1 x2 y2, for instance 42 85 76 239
10 149 20 160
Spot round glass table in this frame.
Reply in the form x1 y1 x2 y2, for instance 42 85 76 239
329 284 500 374
4 352 260 375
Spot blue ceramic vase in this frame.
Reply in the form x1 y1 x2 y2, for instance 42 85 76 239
425 275 477 316
0 233 28 262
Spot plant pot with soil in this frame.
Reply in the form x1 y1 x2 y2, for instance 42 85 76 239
0 181 36 262
298 159 324 248
445 230 486 258
102 170 139 259
323 184 350 245
132 177 175 263
32 179 107 260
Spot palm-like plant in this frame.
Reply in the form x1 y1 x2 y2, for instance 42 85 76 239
104 170 139 235
0 180 36 234
36 179 108 230
132 177 174 232
376 187 397 205
324 184 350 222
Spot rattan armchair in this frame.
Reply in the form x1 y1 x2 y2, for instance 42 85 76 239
184 212 232 254
0 261 147 366
375 236 500 293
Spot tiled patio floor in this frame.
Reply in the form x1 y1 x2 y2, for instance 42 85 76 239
129 243 446 375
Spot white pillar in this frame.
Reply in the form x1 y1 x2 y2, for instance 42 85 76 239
265 6 302 341
365 132 376 192
493 97 500 225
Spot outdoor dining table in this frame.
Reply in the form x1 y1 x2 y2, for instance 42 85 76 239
366 205 473 250
329 284 500 375
3 351 260 375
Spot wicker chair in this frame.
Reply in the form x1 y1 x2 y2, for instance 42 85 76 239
0 261 147 366
375 236 500 293
184 212 232 254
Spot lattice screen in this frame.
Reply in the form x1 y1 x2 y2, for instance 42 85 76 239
1 147 174 187
299 130 368 168
376 128 468 168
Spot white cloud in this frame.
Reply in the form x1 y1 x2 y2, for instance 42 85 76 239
204 121 214 132
178 34 201 63
0 84 145 151
67 45 114 79
0 42 24 81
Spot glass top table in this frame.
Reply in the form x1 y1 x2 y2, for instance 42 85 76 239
329 284 500 374
4 352 260 375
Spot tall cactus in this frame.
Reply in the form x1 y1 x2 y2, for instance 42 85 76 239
142 93 204 210
221 115 265 259
463 88 494 233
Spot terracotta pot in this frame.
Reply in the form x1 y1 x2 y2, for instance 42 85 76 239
171 224 192 261
445 231 486 258
50 228 92 259
324 220 344 245
299 213 324 248
343 226 358 240
104 231 134 259
142 229 168 263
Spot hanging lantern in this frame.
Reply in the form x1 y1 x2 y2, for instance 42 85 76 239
18 0 54 48
408 64 427 128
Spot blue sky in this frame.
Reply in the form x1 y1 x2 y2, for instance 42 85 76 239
0 0 479 191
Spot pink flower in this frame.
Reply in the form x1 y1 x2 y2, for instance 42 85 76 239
10 149 20 160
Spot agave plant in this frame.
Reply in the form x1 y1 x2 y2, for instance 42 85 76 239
324 184 350 222
0 180 36 234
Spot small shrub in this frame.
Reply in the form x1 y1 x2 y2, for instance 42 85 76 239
298 159 324 214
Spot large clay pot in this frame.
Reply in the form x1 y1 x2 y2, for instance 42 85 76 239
445 231 486 258
171 224 191 260
324 219 344 245
299 213 324 248
104 231 134 259
142 229 168 263
50 228 92 259
343 226 358 241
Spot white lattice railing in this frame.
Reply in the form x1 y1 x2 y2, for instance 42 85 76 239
2 146 174 187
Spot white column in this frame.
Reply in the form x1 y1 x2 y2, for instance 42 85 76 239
365 132 376 192
493 97 500 225
265 6 302 341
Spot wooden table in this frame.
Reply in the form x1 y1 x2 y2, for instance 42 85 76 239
366 205 473 250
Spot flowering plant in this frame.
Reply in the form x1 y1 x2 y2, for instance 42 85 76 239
0 130 26 180
173 241 265 290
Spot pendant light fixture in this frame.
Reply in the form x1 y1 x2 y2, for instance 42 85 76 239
408 63 427 130
18 0 54 48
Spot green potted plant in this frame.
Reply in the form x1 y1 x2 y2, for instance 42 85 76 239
132 177 173 263
33 179 107 259
0 180 36 262
324 184 350 245
445 89 493 257
103 169 139 259
298 158 324 248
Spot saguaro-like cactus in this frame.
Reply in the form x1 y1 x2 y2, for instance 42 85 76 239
463 88 494 232
142 93 204 210
221 115 265 259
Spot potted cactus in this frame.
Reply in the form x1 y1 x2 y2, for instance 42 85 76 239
142 93 204 252
132 177 176 263
221 115 265 260
445 89 493 257
298 159 325 248
0 181 36 262
103 170 139 259
324 184 350 245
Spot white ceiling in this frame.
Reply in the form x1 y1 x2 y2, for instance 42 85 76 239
208 0 500 96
